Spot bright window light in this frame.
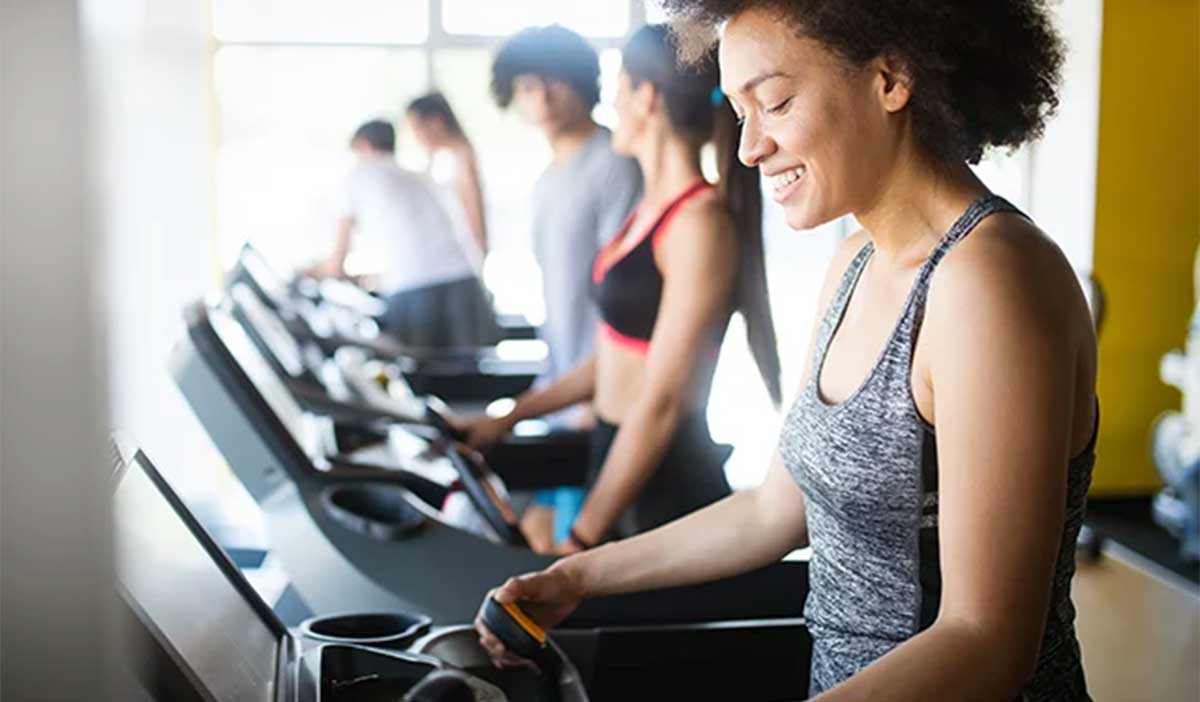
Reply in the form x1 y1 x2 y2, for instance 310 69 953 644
214 0 429 44
441 0 629 38
214 46 427 271
644 1 670 24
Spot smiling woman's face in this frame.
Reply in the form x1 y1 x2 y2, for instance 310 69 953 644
719 7 907 231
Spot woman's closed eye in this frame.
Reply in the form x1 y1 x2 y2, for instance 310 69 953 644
766 96 794 115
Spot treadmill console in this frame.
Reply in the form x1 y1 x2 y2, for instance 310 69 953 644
232 282 308 379
112 445 585 702
114 449 287 702
209 307 329 459
238 244 293 311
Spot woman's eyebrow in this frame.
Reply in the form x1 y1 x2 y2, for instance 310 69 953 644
738 71 792 95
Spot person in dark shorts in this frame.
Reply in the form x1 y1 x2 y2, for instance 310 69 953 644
475 4 1099 701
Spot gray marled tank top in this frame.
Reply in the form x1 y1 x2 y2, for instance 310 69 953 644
779 195 1095 700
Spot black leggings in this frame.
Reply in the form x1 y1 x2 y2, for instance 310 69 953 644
588 412 732 539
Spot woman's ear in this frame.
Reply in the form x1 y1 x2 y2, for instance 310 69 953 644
875 53 914 114
633 80 658 119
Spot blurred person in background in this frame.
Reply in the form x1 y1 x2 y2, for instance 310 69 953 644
407 92 489 263
310 119 499 348
464 25 781 552
482 25 643 550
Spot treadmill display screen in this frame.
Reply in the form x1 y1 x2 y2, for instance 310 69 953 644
240 246 291 309
232 283 306 378
115 457 280 702
210 309 317 455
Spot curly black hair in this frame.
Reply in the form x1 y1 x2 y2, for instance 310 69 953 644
490 25 601 110
659 0 1065 164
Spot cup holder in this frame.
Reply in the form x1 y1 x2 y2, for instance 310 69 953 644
320 483 426 541
300 612 432 649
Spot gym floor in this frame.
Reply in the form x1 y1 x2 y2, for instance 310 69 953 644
1074 543 1200 701
1086 497 1199 586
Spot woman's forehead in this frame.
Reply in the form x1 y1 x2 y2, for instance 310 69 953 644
718 12 806 94
720 13 853 97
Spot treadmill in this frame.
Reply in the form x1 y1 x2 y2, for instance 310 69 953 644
227 244 543 403
225 280 589 489
172 300 812 699
112 442 587 702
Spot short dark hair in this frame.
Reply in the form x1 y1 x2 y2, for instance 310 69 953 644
351 119 396 153
490 25 601 109
662 0 1065 164
407 92 465 138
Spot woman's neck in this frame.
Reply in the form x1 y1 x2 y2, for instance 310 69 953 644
634 130 704 210
854 150 989 270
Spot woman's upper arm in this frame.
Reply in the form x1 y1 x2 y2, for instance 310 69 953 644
923 231 1081 670
753 449 810 548
638 203 739 406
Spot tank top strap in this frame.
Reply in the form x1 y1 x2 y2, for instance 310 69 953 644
807 242 875 387
920 194 1024 281
897 193 1027 353
648 178 716 248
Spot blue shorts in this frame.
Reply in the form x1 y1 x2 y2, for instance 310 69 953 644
531 487 586 544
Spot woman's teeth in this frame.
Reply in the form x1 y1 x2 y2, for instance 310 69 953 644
772 166 806 196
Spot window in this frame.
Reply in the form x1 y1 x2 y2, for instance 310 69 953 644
441 0 630 38
214 0 429 44
644 1 669 24
214 46 427 269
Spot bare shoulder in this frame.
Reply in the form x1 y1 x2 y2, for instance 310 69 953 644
929 213 1091 339
450 140 476 162
657 192 737 256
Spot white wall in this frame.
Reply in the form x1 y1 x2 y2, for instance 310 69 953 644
83 0 234 501
1028 0 1103 273
1 1 114 698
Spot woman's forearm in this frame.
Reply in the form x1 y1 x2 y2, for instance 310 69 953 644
553 485 801 597
504 356 596 427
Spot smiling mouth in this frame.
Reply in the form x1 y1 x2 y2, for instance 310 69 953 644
769 165 807 202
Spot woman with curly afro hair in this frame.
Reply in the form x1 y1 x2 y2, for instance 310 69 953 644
475 3 1097 700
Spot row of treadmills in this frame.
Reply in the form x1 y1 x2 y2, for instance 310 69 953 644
116 244 813 701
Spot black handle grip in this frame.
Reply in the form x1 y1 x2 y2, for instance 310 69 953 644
481 596 546 661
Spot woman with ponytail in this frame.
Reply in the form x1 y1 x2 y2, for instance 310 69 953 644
460 23 780 552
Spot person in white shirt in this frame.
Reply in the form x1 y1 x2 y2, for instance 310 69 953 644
312 119 499 348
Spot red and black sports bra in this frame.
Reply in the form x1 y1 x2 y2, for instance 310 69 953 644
591 178 714 354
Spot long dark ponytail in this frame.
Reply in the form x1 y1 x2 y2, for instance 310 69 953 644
715 97 782 407
622 24 782 407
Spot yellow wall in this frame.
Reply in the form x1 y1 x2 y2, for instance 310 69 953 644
1091 0 1200 494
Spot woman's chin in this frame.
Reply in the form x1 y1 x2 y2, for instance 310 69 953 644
783 205 825 232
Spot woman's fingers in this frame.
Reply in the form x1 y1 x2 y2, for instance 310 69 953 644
475 619 535 668
493 576 525 604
